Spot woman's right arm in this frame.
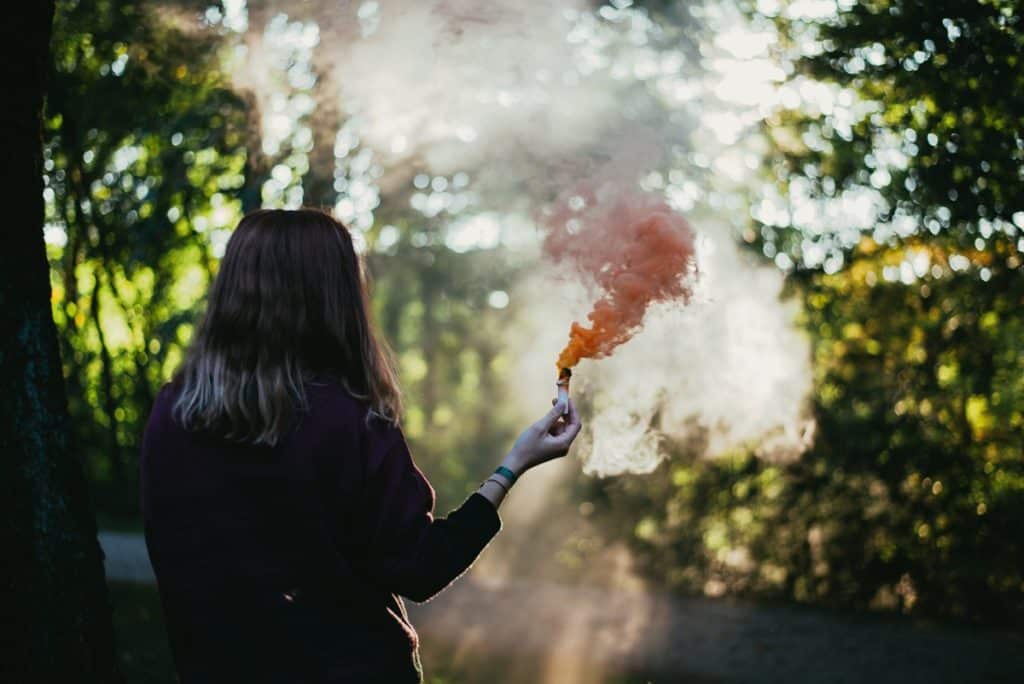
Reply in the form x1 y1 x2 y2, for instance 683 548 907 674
354 399 582 602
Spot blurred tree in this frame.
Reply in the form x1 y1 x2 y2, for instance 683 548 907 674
44 0 531 522
595 0 1023 625
601 244 1023 622
758 0 1024 622
363 211 528 508
45 0 248 517
0 2 121 680
756 0 1022 264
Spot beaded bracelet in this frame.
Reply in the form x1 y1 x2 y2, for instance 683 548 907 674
483 476 509 494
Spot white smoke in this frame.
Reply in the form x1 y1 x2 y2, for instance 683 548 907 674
334 0 610 176
221 0 815 473
227 1 704 212
577 228 814 475
507 220 813 476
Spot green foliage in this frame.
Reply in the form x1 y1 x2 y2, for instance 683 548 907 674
600 249 1023 622
109 582 175 683
597 0 1024 625
45 0 248 513
794 247 1024 620
364 221 527 509
767 0 1024 621
755 0 1023 264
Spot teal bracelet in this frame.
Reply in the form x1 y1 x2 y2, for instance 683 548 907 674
494 465 518 483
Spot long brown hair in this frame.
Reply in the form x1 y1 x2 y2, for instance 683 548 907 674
173 208 402 444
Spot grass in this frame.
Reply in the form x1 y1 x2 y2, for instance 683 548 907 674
108 582 176 684
96 513 144 534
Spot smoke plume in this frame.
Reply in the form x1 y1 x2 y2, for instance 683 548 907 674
542 187 697 370
222 0 815 473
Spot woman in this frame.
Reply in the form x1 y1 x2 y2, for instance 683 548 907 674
141 208 582 683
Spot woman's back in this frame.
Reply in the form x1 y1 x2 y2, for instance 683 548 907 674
142 380 469 683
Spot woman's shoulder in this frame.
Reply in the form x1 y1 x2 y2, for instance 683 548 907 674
302 379 387 438
306 380 404 446
299 382 411 480
149 380 177 420
304 378 368 419
142 380 184 450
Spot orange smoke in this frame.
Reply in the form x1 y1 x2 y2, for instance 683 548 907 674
544 189 697 370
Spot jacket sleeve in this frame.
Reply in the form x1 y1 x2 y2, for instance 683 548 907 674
355 420 501 602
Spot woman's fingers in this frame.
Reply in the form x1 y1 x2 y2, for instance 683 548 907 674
538 403 564 432
547 396 578 436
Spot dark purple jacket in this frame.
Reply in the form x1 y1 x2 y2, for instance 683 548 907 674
140 380 501 683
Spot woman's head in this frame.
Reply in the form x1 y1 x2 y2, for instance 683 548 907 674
173 208 401 444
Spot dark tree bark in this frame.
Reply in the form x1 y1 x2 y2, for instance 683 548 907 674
0 3 122 681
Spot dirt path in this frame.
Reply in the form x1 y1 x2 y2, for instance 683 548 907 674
100 530 1024 683
408 573 1024 683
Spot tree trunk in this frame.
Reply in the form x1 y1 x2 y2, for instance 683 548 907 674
301 68 341 209
240 92 269 214
0 3 122 681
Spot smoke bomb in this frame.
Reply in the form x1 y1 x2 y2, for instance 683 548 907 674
555 367 572 416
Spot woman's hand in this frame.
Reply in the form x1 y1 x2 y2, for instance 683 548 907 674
477 400 583 510
504 399 582 474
